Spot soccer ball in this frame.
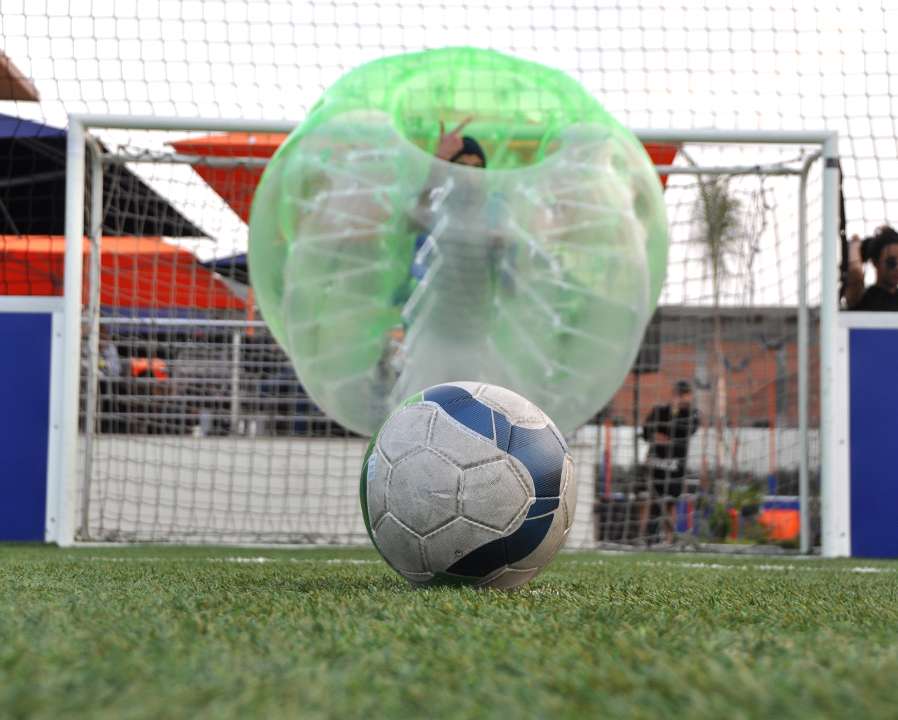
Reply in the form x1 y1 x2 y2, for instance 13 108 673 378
360 382 576 589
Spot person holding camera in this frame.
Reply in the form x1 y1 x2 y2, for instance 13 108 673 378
845 225 898 311
638 380 701 545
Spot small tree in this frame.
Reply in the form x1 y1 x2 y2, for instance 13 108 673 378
695 175 743 502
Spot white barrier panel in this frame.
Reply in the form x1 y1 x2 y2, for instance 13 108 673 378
830 312 898 558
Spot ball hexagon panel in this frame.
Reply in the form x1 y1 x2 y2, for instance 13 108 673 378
387 447 461 536
560 454 577 531
460 458 531 532
507 512 568 574
445 512 554 579
376 404 435 464
373 513 427 575
423 385 495 441
365 448 391 529
474 383 548 429
427 410 504 469
399 569 436 584
422 516 504 574
482 566 540 590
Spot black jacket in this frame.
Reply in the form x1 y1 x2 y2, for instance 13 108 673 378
642 404 700 478
852 285 898 311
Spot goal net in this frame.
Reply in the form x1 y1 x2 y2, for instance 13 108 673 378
3 0 891 548
70 125 823 548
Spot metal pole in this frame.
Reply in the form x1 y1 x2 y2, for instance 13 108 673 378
104 150 271 168
67 113 835 148
634 128 837 145
100 317 271 327
80 139 103 538
819 133 847 557
654 165 804 177
57 118 86 547
632 373 642 474
796 153 818 555
70 113 296 134
231 330 241 434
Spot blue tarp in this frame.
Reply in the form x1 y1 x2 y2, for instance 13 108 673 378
201 253 248 284
0 113 66 139
0 112 207 237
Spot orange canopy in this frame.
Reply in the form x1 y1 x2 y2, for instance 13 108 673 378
172 133 679 223
171 133 283 223
0 235 245 310
0 51 39 102
643 143 678 186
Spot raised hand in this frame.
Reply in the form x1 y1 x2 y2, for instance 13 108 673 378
435 117 473 161
849 234 862 264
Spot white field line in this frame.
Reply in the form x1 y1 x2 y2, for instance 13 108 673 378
72 555 897 574
565 559 897 574
77 556 380 565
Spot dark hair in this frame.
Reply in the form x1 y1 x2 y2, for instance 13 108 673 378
449 136 487 167
860 225 898 264
674 380 692 396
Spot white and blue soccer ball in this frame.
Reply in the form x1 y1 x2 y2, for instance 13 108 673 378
360 382 576 589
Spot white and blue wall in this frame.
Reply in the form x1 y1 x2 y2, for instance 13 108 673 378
827 312 898 558
3 293 897 556
0 297 70 544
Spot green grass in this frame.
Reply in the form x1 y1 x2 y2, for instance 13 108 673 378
2 546 897 719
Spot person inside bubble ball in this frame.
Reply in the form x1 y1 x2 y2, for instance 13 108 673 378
404 117 490 302
380 118 512 389
434 117 486 168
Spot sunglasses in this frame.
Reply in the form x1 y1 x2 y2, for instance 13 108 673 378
886 257 898 270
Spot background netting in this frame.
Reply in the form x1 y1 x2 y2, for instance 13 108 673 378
0 0 887 546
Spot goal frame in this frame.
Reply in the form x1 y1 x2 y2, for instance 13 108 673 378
56 114 841 554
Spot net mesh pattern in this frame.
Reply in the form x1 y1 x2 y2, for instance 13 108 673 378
0 1 882 546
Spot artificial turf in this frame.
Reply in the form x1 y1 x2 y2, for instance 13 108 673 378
1 545 896 719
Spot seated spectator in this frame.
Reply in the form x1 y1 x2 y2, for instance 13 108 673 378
845 225 898 311
98 326 123 432
126 356 172 434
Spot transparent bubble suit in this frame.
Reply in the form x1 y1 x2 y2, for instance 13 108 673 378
249 48 668 436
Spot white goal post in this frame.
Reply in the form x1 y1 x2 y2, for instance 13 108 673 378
55 114 841 554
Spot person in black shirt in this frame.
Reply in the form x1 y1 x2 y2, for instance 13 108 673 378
846 225 898 311
638 380 701 544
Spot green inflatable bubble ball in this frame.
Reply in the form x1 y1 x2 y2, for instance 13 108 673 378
249 46 668 436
